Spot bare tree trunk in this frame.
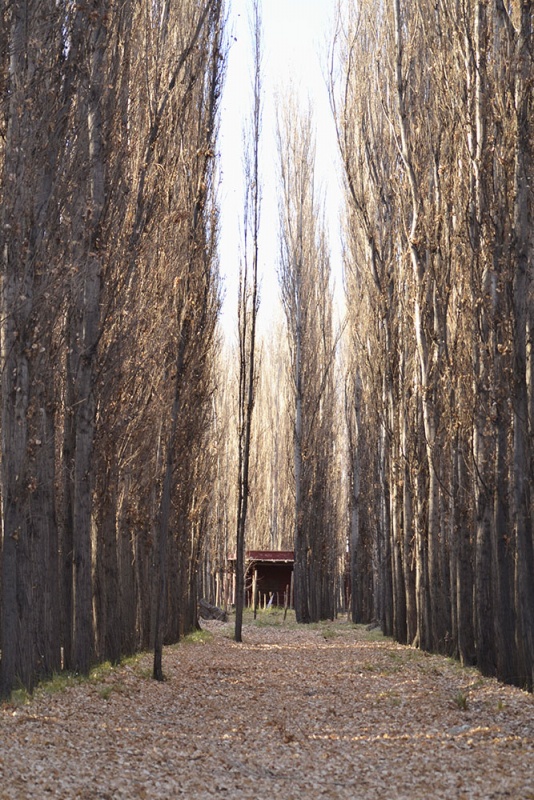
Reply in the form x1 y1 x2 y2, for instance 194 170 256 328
292 320 310 623
469 0 496 678
117 470 138 655
379 417 393 636
454 430 476 667
235 0 262 643
153 342 186 680
70 0 111 675
61 329 76 670
1 0 63 696
474 409 495 674
400 358 417 645
413 394 431 651
511 0 534 688
493 400 516 682
94 463 121 664
347 374 362 623
391 453 407 643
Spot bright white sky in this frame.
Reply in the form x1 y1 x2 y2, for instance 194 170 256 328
218 0 343 338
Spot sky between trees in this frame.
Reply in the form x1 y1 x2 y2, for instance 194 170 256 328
218 0 343 337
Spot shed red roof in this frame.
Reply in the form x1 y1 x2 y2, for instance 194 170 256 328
229 550 294 563
248 550 294 562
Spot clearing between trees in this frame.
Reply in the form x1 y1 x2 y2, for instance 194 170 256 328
1 612 533 800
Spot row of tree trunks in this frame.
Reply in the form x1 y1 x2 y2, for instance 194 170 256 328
277 100 341 623
334 0 534 689
0 0 224 698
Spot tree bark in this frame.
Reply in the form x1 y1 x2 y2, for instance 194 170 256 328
511 0 534 688
235 0 262 643
1 0 63 696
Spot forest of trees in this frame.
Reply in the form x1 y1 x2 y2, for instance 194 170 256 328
1 0 533 699
0 0 225 696
332 0 534 690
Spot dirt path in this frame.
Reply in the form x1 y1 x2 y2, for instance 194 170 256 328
1 616 533 799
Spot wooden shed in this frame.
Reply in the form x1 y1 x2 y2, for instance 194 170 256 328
229 550 294 609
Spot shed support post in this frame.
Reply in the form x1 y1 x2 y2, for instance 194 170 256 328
252 569 258 619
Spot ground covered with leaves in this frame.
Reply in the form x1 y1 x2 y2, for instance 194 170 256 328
1 612 533 799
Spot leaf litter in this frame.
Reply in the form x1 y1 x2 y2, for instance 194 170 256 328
0 615 533 799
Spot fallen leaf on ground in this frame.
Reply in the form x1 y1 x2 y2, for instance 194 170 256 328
0 618 533 799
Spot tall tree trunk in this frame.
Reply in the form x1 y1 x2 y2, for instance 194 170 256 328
493 400 516 682
94 463 121 664
61 330 76 670
454 430 476 666
347 374 362 623
293 326 310 623
1 0 62 696
153 330 188 680
235 0 262 643
70 1 110 675
400 365 417 645
511 0 534 688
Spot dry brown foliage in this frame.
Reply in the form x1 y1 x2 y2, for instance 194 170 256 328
1 615 533 799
